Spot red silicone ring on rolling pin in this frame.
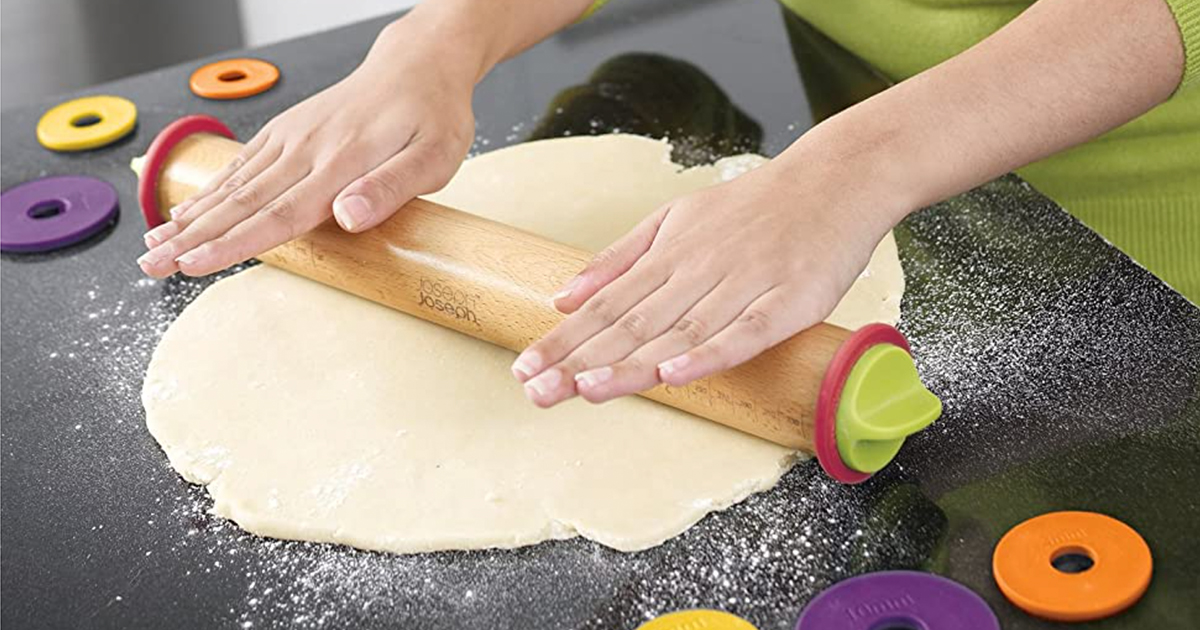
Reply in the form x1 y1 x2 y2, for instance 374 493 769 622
814 323 912 484
137 114 236 228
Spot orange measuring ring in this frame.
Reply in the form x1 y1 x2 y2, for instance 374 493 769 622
992 511 1152 622
190 58 279 100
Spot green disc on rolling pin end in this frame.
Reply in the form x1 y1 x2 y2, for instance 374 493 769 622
815 324 942 483
838 345 941 472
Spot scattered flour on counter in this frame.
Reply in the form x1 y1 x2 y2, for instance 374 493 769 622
56 263 909 630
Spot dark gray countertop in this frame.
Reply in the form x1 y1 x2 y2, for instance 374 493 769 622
3 1 1198 629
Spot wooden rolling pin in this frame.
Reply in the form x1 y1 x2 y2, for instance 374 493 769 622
134 115 940 482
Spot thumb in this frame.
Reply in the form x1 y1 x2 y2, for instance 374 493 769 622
553 205 669 314
333 144 446 233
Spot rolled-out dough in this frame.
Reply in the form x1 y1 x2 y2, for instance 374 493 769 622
144 135 904 553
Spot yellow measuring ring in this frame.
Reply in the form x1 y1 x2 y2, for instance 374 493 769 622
37 95 137 152
636 609 758 630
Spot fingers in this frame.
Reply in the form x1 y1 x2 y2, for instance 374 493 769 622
510 260 670 385
657 289 805 387
520 274 719 407
174 133 276 226
173 169 340 276
136 132 456 278
550 206 669 314
333 138 450 233
143 220 181 249
511 207 672 403
141 141 282 251
571 280 751 402
138 153 302 278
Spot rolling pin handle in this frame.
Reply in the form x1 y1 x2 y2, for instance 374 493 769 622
135 114 236 228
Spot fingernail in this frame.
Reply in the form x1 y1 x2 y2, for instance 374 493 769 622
175 246 205 268
551 275 584 302
168 202 191 219
658 354 691 376
334 195 372 232
511 350 543 380
575 366 612 389
144 223 178 248
524 369 562 399
136 251 158 268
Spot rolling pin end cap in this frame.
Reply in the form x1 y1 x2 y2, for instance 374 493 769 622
835 344 941 473
814 323 942 484
136 114 236 229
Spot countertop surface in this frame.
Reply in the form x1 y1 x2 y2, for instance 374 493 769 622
3 1 1198 628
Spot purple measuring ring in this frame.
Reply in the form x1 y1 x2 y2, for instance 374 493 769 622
795 571 998 630
1 175 118 253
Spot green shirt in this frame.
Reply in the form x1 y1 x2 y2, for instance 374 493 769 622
781 0 1200 301
590 0 1200 300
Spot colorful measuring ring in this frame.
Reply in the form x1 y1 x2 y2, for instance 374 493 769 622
636 610 757 630
1 175 119 253
993 511 1152 622
37 95 137 152
136 114 236 229
796 571 999 630
815 324 942 484
190 58 280 100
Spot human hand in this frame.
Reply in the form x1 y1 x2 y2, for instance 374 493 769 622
510 154 903 406
137 23 477 278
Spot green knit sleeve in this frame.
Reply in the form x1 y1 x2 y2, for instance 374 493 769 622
1163 0 1200 91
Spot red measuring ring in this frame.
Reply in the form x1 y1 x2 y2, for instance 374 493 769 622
137 114 236 229
814 323 912 484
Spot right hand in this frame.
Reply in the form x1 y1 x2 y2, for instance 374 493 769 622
138 23 477 278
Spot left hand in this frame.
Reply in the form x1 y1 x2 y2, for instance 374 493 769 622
136 20 478 279
510 153 901 407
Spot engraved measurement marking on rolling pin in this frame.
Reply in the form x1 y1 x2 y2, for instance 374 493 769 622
418 277 482 326
844 592 917 622
665 382 802 429
660 383 798 436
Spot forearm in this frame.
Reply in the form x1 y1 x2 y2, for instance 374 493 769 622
371 0 594 87
777 0 1186 223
